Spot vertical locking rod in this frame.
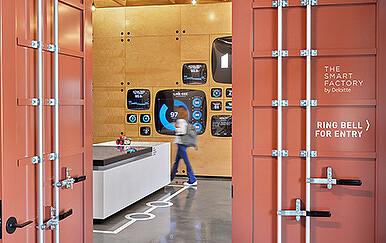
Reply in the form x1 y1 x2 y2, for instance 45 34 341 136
53 0 60 242
37 0 44 241
277 2 283 243
305 2 312 243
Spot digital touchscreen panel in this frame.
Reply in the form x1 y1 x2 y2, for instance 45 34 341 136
212 36 232 84
155 89 207 135
182 63 207 85
211 115 232 137
127 89 150 110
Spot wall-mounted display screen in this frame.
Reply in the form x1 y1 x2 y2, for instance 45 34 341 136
127 114 138 123
127 89 150 110
155 89 207 136
211 115 232 137
211 88 222 98
211 101 222 111
226 88 232 98
182 63 207 85
225 101 232 111
212 36 232 84
140 114 151 123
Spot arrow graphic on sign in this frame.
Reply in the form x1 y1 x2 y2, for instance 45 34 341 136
366 120 370 131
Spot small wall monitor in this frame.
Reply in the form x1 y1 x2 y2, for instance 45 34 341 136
182 63 207 85
127 114 137 123
155 89 207 136
225 101 232 111
212 36 232 84
226 88 232 98
140 114 151 123
211 115 232 137
211 88 222 98
127 89 150 110
211 101 222 111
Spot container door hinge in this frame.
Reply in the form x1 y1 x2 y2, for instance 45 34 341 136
272 150 288 157
31 40 42 49
272 100 288 107
272 0 289 7
300 150 317 158
48 99 58 106
49 153 59 160
32 156 43 164
272 50 288 57
277 199 331 221
300 49 318 57
47 44 58 52
301 0 317 6
300 100 317 107
306 167 363 189
54 168 87 189
31 98 40 106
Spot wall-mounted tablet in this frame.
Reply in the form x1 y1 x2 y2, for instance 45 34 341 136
127 89 150 110
127 114 137 123
182 63 207 85
140 127 151 136
140 114 151 123
226 88 232 98
211 88 222 98
225 101 232 111
155 89 207 135
211 101 222 111
211 115 232 137
212 36 232 84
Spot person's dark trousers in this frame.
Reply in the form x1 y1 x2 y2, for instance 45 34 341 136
170 144 197 183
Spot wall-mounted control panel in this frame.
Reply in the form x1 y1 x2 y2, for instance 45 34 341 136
140 127 151 136
182 63 207 85
211 101 222 111
226 88 232 98
155 89 207 135
225 101 232 111
127 114 138 123
127 89 151 110
211 115 232 137
211 88 222 98
140 114 151 123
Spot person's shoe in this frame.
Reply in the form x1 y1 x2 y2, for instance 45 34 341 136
183 180 197 186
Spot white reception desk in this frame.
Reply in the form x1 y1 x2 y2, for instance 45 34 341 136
93 141 171 220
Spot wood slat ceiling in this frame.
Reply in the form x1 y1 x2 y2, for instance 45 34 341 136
94 0 231 8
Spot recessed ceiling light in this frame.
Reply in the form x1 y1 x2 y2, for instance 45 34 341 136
192 0 197 5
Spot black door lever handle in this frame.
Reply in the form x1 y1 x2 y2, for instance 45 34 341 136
6 217 33 234
74 175 86 183
59 209 73 221
306 211 331 218
336 179 362 186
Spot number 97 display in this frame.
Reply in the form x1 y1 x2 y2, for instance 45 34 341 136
154 89 207 135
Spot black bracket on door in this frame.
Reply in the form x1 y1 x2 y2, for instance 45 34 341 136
306 167 362 189
6 217 33 234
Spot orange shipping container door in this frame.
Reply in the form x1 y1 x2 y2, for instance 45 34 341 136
1 0 93 242
233 0 386 242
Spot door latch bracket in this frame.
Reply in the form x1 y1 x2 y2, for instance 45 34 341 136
306 167 363 189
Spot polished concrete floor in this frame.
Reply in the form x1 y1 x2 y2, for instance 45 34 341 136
93 177 232 243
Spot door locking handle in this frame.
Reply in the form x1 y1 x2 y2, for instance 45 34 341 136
73 175 86 184
6 217 33 234
306 211 332 217
336 179 362 186
59 209 73 221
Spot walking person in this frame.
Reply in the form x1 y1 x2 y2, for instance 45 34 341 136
170 106 198 186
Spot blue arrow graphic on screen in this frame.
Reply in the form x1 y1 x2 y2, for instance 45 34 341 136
160 104 176 131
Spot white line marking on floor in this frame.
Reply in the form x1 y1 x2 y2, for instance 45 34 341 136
93 186 188 235
162 186 187 202
166 184 185 188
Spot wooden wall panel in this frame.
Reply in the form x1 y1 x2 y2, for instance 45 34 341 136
93 37 126 87
181 3 232 35
125 5 181 36
93 8 126 37
126 36 181 86
181 35 210 61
